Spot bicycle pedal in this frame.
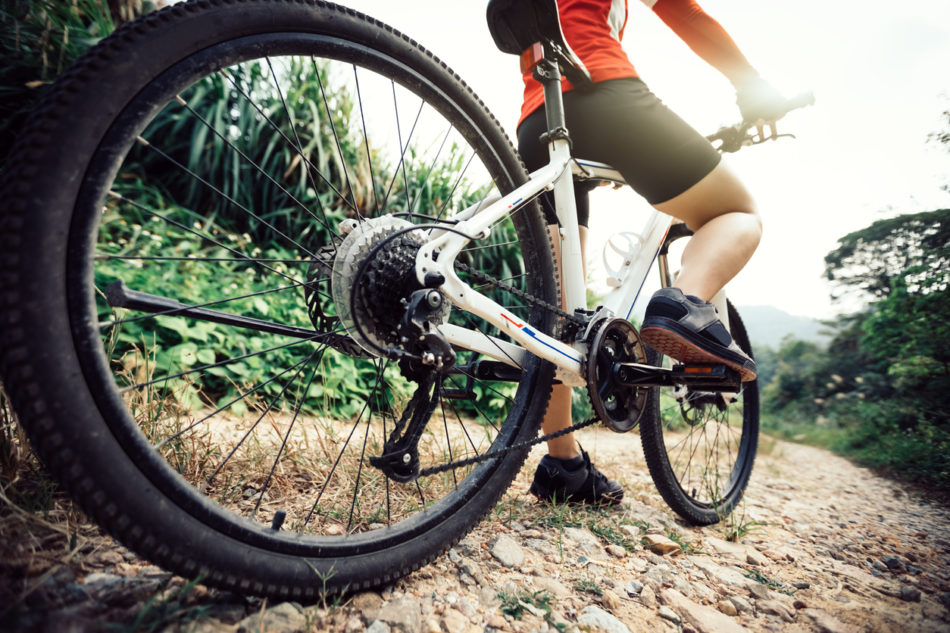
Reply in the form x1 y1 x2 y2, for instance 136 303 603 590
671 363 740 390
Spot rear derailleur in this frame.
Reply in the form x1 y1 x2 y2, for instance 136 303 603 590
370 286 456 483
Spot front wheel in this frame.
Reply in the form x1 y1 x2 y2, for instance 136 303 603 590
639 301 760 525
0 0 558 598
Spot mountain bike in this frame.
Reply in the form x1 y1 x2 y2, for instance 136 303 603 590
0 0 811 599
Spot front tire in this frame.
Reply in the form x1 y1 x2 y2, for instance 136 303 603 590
639 301 760 525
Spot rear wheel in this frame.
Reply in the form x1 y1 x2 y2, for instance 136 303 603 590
640 302 759 525
0 0 556 598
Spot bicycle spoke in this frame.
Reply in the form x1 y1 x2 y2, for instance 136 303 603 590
312 58 358 214
380 84 424 215
352 65 378 218
118 333 331 394
132 138 319 259
250 353 325 518
206 348 318 485
301 361 390 532
407 123 451 216
222 65 357 218
346 359 389 532
173 92 337 240
155 353 316 449
106 190 303 286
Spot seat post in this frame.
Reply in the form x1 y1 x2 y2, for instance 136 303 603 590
533 51 569 143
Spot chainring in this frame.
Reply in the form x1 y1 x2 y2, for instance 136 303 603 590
586 317 650 433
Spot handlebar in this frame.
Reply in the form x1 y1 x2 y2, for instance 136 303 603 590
706 92 815 153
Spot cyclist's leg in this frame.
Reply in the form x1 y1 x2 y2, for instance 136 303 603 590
653 161 761 302
541 224 588 460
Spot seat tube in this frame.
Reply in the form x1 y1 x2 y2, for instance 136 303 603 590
536 58 586 315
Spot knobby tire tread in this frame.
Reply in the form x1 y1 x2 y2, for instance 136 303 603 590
0 0 558 598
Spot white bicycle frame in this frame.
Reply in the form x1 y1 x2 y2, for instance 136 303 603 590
415 134 687 388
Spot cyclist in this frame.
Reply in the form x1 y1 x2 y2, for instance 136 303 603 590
517 0 787 505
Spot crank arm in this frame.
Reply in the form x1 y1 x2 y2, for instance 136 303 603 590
616 362 741 392
105 280 319 340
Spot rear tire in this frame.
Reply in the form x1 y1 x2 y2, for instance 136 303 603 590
0 0 556 598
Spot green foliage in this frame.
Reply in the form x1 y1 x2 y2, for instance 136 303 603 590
823 208 950 301
0 0 159 163
764 208 950 495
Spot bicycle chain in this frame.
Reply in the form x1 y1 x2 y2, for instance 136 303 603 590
404 261 600 477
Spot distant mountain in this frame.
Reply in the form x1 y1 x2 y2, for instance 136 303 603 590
736 305 831 350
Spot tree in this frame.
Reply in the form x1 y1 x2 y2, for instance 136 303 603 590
823 208 950 301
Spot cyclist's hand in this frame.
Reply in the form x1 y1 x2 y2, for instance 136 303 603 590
736 76 787 124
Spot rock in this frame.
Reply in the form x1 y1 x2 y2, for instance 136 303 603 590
703 537 747 560
376 598 423 633
757 599 795 622
352 592 384 620
577 605 630 633
658 606 680 623
747 583 770 600
345 618 366 633
801 609 861 633
441 609 475 633
237 603 307 633
745 549 769 567
602 589 621 612
900 586 922 602
563 527 604 554
640 584 657 608
728 596 752 614
491 535 525 568
478 586 502 610
691 582 719 604
660 589 750 633
367 622 391 633
624 580 643 596
606 545 627 558
643 534 682 556
533 576 571 599
882 556 904 571
717 600 738 616
689 557 750 588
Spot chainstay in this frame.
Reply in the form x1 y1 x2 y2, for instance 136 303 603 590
454 261 585 327
417 415 599 477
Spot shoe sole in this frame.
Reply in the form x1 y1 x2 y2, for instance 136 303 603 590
641 318 757 382
528 482 623 506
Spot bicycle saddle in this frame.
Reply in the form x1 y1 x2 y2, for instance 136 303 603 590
486 0 592 88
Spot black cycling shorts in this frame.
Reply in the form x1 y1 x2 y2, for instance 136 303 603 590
517 77 721 227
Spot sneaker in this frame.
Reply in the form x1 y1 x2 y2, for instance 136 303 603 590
640 288 757 382
529 450 624 505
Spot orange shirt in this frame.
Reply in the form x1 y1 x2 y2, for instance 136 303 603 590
519 0 757 125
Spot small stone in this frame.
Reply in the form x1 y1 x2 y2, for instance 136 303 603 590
491 535 525 568
728 595 752 613
717 600 738 616
900 586 922 602
660 589 748 633
602 589 622 612
747 583 770 600
746 549 769 566
643 534 682 556
882 556 904 571
441 609 470 633
237 603 307 633
758 599 795 622
578 606 630 633
534 577 571 599
658 606 680 623
624 580 644 596
640 584 657 608
607 544 627 558
345 617 366 633
367 622 391 633
792 582 810 590
376 598 423 633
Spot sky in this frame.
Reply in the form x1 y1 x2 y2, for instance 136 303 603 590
335 0 950 318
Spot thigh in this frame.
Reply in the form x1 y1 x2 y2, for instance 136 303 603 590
563 78 722 206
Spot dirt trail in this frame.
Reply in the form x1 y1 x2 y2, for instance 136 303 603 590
3 427 949 633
